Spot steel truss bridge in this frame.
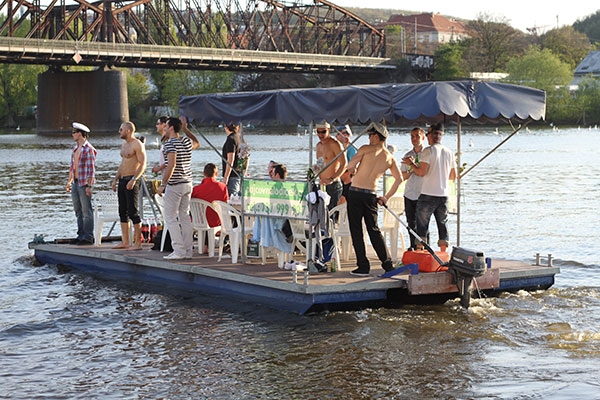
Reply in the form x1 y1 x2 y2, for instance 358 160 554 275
0 0 394 73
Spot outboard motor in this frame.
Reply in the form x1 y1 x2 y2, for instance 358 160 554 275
447 247 487 308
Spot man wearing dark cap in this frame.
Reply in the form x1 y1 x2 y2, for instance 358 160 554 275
65 122 97 245
346 122 403 276
409 123 457 250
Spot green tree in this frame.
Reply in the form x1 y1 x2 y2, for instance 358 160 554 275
161 69 234 111
126 70 152 117
574 77 600 124
384 24 404 60
433 42 468 80
0 64 44 128
463 13 527 73
573 10 600 47
504 46 572 91
541 26 593 69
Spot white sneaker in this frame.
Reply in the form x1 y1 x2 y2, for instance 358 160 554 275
164 252 185 260
284 260 296 270
293 263 306 272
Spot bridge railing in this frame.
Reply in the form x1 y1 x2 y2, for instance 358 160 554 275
0 37 395 72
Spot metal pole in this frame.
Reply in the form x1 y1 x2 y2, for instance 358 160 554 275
456 119 461 246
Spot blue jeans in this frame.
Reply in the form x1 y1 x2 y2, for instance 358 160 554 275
416 194 449 245
71 183 94 242
227 175 241 197
404 196 419 250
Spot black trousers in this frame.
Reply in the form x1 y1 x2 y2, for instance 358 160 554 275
347 189 392 272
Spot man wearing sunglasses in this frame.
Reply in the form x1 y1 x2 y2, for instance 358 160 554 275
65 122 97 245
315 121 346 210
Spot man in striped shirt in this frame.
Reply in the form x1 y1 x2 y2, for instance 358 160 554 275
156 116 200 260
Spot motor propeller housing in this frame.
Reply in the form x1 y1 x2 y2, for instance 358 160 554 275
447 247 487 308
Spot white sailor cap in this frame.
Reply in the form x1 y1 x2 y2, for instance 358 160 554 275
316 121 330 130
72 122 90 133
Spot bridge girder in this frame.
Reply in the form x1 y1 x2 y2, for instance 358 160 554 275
0 0 386 57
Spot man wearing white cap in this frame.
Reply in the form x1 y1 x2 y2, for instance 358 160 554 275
65 122 97 245
315 121 346 210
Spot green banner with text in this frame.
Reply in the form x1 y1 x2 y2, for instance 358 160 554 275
241 179 309 219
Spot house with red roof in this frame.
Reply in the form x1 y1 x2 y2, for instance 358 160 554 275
383 12 469 55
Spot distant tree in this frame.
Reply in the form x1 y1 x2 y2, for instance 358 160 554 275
161 70 234 111
540 26 593 69
0 64 44 128
126 70 153 121
462 13 527 73
504 46 572 91
384 24 404 59
573 77 600 124
432 42 468 80
573 10 600 47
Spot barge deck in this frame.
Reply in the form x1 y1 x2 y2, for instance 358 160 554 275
29 240 559 314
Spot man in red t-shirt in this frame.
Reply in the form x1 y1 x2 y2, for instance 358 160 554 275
192 163 229 227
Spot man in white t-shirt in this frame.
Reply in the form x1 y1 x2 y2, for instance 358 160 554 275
408 123 457 250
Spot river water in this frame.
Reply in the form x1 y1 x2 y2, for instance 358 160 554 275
1 126 600 399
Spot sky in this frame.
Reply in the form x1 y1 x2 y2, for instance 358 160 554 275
334 0 599 33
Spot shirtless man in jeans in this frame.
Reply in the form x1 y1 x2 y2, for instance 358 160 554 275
346 122 403 276
315 121 347 210
111 121 147 250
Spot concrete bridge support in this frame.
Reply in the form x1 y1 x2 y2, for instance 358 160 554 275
37 68 128 135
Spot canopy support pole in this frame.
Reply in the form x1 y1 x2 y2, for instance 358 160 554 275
456 118 462 247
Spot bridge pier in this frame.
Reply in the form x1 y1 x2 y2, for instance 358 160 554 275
37 68 128 135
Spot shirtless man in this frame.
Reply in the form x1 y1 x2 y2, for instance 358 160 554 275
111 121 147 250
315 121 347 210
345 122 402 276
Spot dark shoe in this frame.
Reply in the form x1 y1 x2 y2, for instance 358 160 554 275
314 259 328 273
77 239 93 246
350 268 370 277
69 238 79 244
382 260 394 272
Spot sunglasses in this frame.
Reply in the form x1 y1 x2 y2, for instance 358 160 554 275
316 129 327 134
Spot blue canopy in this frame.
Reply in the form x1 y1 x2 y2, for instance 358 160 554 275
178 81 546 125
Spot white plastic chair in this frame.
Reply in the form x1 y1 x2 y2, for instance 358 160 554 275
212 200 253 264
93 191 120 246
189 198 220 257
153 194 170 251
289 219 309 263
381 196 406 261
329 203 351 261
